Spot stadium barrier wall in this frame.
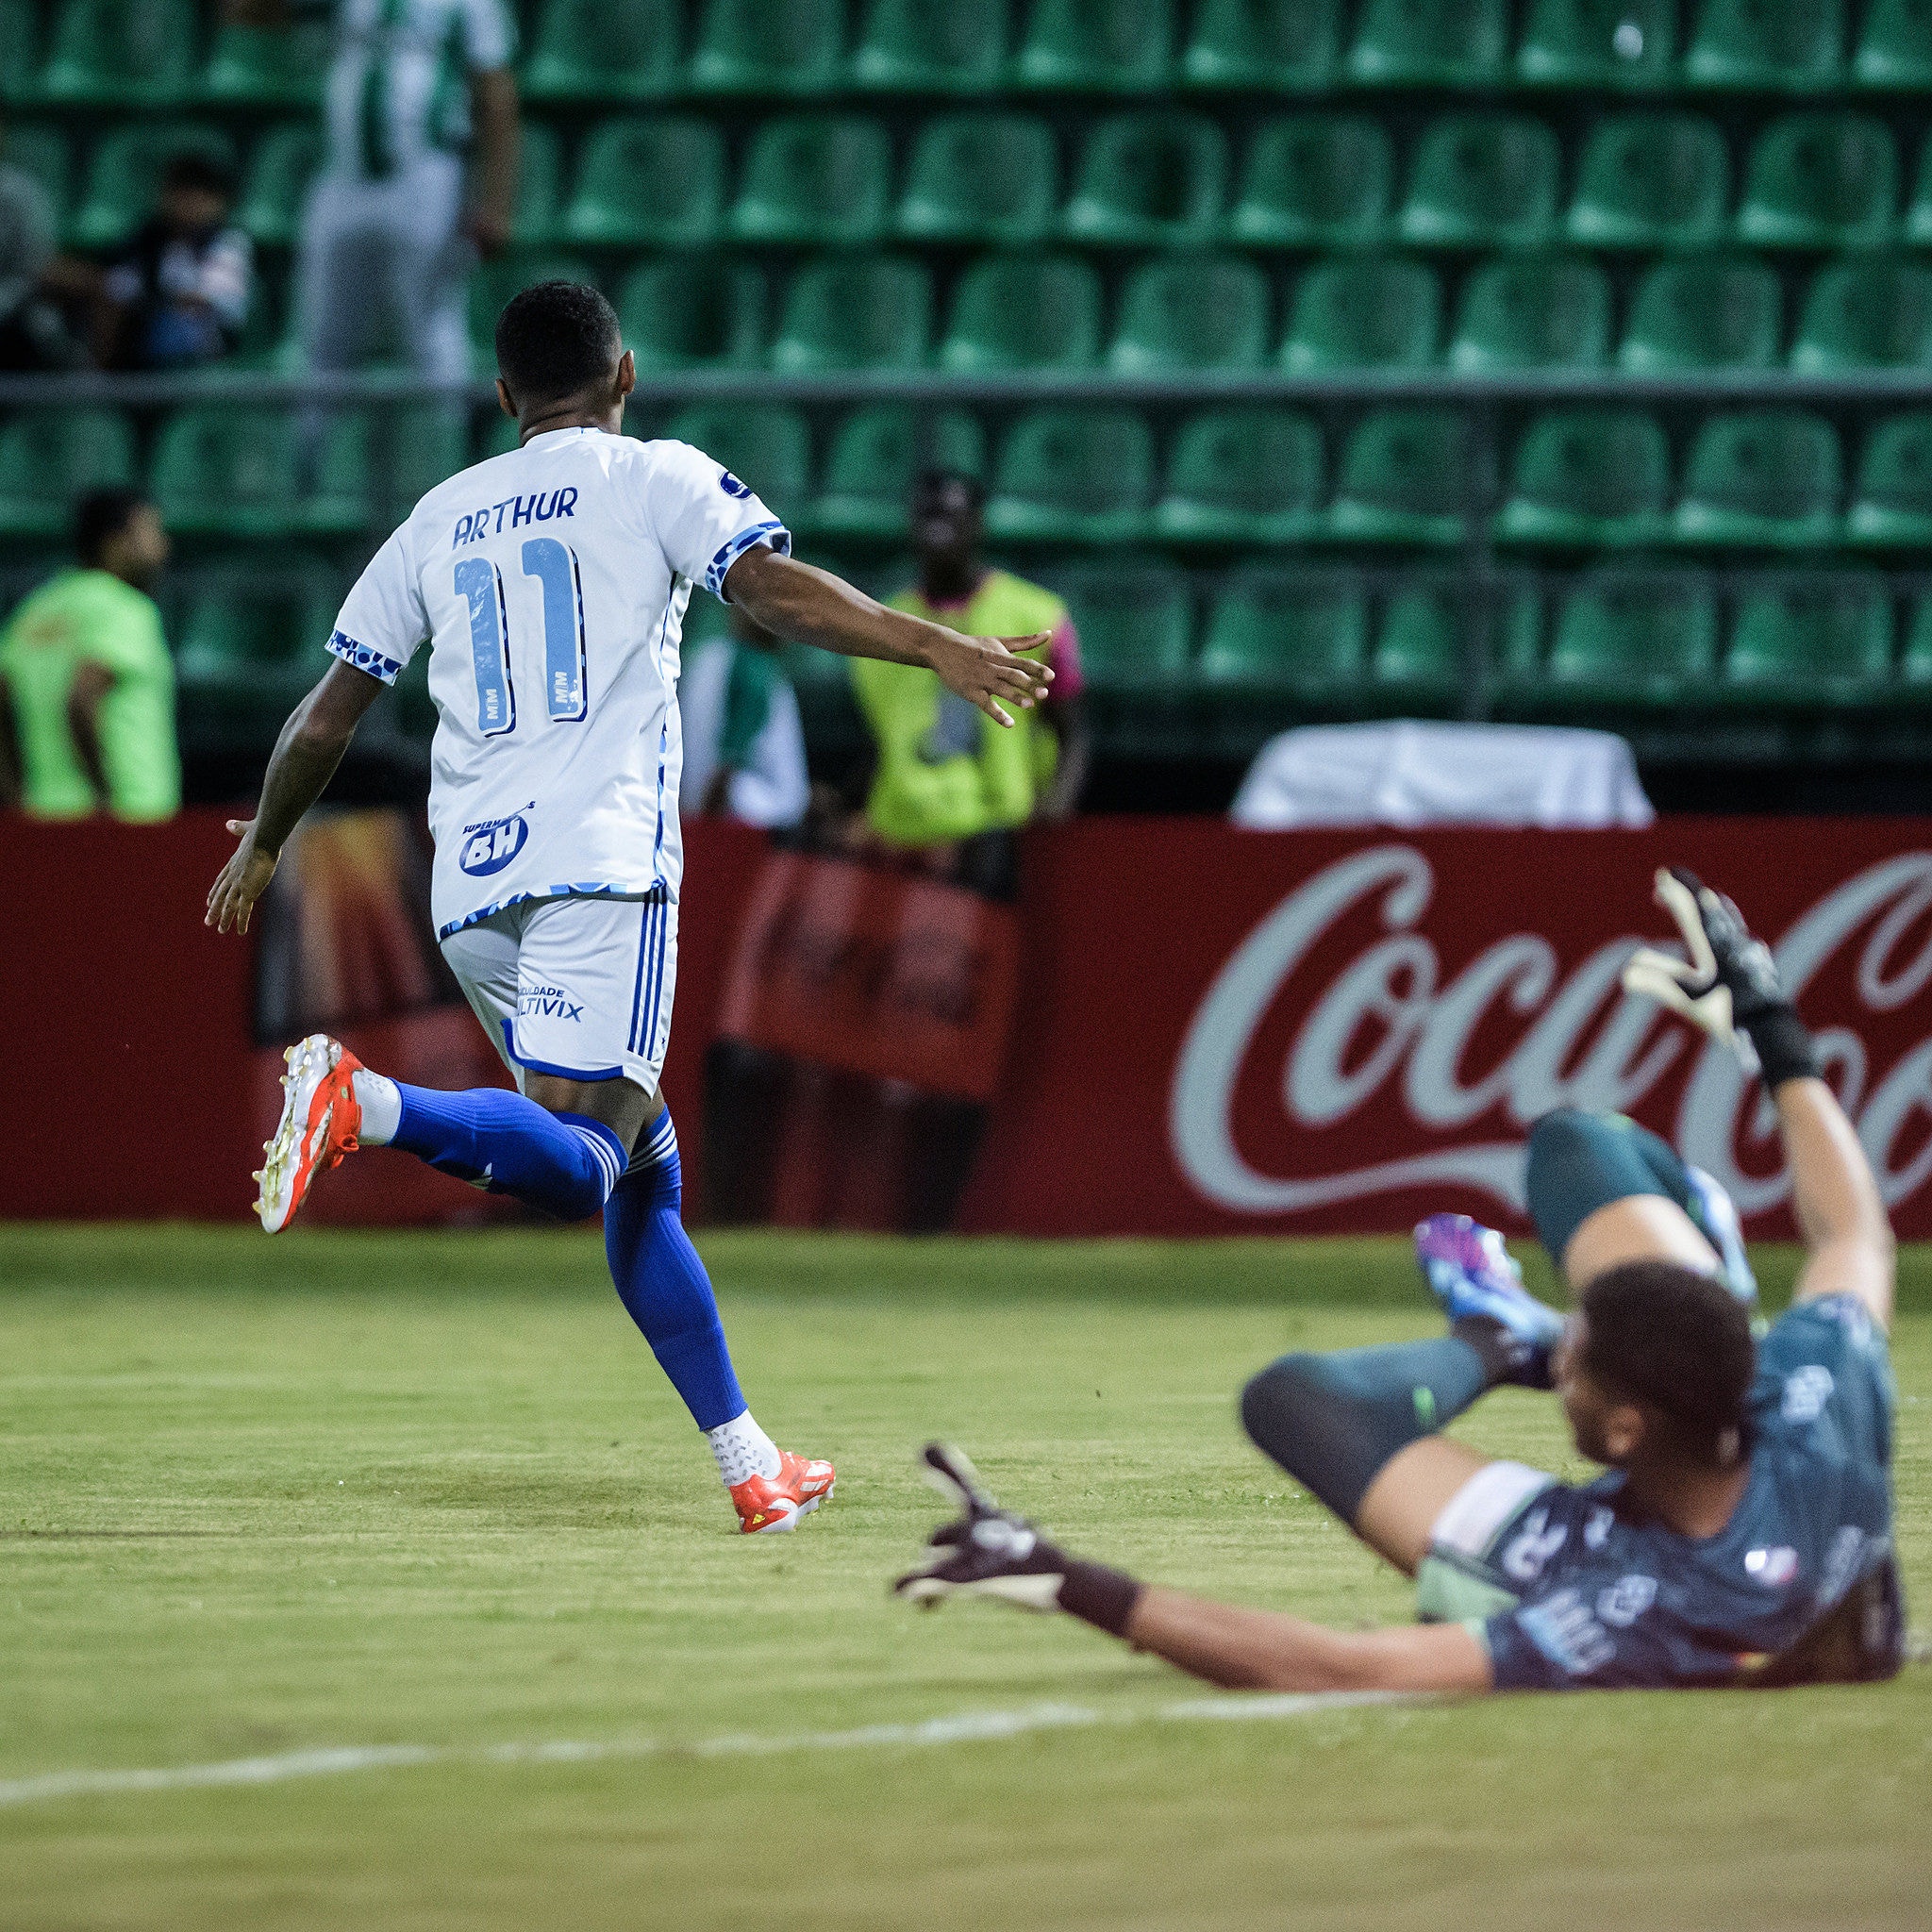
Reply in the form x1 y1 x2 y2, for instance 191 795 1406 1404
6 810 1930 1238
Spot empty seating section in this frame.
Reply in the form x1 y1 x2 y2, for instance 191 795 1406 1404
10 0 1932 745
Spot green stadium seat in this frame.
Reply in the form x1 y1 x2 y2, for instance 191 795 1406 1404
1348 0 1507 85
301 405 472 534
175 574 343 741
618 255 766 370
1329 409 1469 545
0 0 40 105
200 22 326 106
1371 584 1542 706
1740 115 1897 249
1182 0 1338 90
732 115 891 247
70 124 236 252
939 254 1100 371
1791 257 1932 370
1517 0 1676 85
1901 138 1932 244
1154 408 1324 544
1546 575 1718 708
898 115 1058 246
510 123 563 249
1282 256 1439 371
663 405 812 514
1063 113 1225 245
1014 0 1174 92
1499 411 1672 547
2 124 71 233
1620 257 1783 371
691 0 843 95
563 119 724 247
41 0 195 107
237 123 321 250
1400 116 1558 249
1675 410 1841 546
0 408 134 537
150 405 311 539
1229 115 1390 248
770 257 930 371
985 408 1155 544
1450 257 1610 372
1055 568 1192 692
1848 415 1932 547
1108 255 1270 373
813 407 986 540
1721 576 1892 707
523 0 679 102
1686 0 1842 89
1567 115 1728 250
853 0 1006 92
464 256 595 377
1855 0 1932 86
1199 570 1366 698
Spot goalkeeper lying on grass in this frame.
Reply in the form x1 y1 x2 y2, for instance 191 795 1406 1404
898 870 1905 1694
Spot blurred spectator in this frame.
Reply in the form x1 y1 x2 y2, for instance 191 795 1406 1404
679 607 809 829
0 113 96 370
851 470 1088 869
100 152 253 372
230 0 521 383
0 489 178 823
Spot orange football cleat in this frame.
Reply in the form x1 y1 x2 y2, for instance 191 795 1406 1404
730 1451 837 1534
256 1033 364 1233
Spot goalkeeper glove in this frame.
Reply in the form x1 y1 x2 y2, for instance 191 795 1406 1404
892 1443 1142 1637
1622 867 1821 1091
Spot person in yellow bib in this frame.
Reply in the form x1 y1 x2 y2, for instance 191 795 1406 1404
851 470 1088 863
0 488 179 822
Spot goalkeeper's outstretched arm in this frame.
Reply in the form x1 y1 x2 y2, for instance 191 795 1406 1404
1776 1077 1894 1331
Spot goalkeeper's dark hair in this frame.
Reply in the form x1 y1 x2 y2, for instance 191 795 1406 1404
75 486 151 566
1579 1259 1757 1465
494 280 622 407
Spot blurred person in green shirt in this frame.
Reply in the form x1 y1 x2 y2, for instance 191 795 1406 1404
0 488 179 821
850 470 1088 864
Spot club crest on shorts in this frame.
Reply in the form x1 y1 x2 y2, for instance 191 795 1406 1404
458 806 532 876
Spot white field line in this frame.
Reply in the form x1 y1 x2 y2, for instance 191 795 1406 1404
0 1691 1415 1812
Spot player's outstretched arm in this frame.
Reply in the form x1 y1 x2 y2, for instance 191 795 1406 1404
204 660 385 935
724 545 1052 728
893 1446 1492 1696
1623 867 1894 1329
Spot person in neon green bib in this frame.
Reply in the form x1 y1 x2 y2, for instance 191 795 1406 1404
852 471 1087 852
0 487 179 822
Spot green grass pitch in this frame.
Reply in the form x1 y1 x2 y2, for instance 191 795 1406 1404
2 1224 1928 1931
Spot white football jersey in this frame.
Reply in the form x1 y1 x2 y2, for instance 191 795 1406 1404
325 425 789 938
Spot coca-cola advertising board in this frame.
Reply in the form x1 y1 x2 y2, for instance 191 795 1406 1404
956 820 1932 1241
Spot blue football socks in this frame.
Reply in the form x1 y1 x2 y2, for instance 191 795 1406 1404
388 1083 625 1223
604 1112 748 1435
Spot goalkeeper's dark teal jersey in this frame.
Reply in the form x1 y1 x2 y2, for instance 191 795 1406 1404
1475 1296 1903 1691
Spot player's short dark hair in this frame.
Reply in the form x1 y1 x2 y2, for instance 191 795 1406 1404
912 468 986 512
494 280 622 408
1579 1259 1757 1463
163 150 234 199
75 487 150 566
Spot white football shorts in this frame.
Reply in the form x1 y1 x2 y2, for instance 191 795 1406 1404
439 889 677 1094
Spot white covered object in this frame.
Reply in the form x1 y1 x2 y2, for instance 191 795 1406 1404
1230 721 1654 831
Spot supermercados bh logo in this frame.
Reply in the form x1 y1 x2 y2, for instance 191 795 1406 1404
458 804 533 876
1170 844 1932 1225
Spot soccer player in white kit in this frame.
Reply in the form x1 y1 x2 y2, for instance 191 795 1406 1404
206 282 1053 1533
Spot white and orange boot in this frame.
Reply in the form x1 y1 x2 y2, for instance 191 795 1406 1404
256 1033 364 1232
730 1452 837 1534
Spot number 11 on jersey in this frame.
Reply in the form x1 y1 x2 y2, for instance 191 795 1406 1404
453 540 588 737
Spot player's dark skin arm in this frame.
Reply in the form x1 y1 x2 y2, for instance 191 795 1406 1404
205 658 385 935
65 660 114 803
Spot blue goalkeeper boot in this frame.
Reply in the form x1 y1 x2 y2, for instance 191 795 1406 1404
1415 1212 1565 1389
